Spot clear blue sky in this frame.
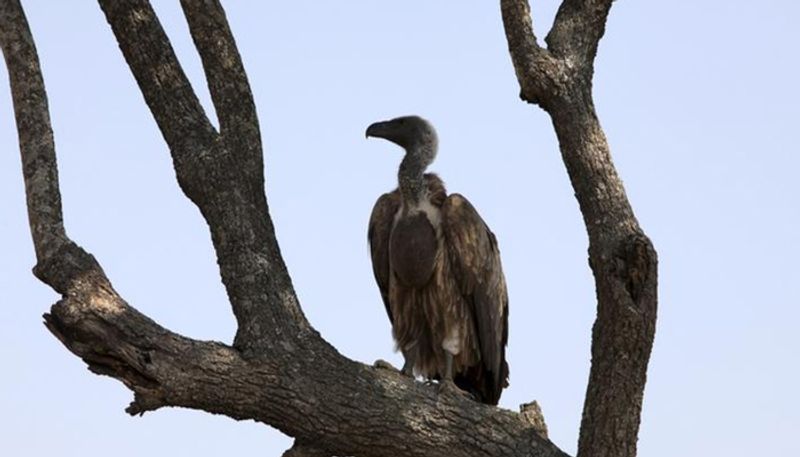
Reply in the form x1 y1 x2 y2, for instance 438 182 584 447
1 1 798 456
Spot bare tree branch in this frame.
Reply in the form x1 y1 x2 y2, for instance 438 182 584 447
520 401 549 439
40 277 570 457
3 0 657 455
180 0 260 150
500 2 658 457
499 0 566 106
97 0 308 351
0 0 66 262
282 440 334 457
545 0 614 78
0 9 571 446
2 1 572 455
97 0 217 160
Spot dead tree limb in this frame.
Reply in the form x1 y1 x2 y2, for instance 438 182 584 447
2 0 656 455
97 0 310 352
501 1 659 457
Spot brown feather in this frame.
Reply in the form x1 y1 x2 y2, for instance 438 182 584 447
390 212 437 288
368 192 401 323
442 194 509 405
368 175 509 405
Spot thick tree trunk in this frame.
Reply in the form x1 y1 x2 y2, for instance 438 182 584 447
549 101 657 457
501 2 658 457
2 0 656 456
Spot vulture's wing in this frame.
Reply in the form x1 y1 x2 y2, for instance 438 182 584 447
368 191 401 323
442 194 509 402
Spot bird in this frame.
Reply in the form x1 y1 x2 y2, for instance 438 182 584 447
366 115 509 405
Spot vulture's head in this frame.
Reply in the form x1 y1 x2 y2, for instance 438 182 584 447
366 115 438 163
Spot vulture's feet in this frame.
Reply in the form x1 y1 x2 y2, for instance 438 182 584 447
435 380 473 401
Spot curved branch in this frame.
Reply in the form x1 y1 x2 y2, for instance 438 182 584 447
282 441 333 457
97 0 217 158
500 2 657 457
545 0 614 77
549 103 657 457
2 2 573 456
98 0 308 351
4 0 655 455
42 273 570 457
0 0 67 262
1 4 571 452
180 0 260 149
500 0 566 107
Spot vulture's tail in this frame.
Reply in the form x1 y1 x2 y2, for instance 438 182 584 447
454 359 509 406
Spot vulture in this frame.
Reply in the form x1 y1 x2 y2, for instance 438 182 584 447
366 115 509 405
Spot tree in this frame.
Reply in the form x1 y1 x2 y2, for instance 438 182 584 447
0 0 656 456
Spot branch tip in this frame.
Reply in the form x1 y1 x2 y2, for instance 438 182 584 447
282 440 332 457
126 392 165 417
520 400 549 439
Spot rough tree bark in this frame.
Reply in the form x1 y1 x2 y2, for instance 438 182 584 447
1 0 656 456
501 1 658 457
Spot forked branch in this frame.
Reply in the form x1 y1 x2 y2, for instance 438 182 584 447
2 0 657 455
546 0 614 74
0 0 66 263
499 0 566 106
98 0 308 351
500 2 658 457
2 0 573 456
180 0 260 148
97 0 216 158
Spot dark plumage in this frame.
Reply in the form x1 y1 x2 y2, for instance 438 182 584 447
366 115 509 405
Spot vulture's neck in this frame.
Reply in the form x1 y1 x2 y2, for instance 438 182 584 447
398 142 435 205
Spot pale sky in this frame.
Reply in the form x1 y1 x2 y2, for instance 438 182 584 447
1 1 798 456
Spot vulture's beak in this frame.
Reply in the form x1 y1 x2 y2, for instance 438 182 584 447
365 120 390 139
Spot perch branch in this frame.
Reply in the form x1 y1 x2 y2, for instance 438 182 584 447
3 1 573 456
